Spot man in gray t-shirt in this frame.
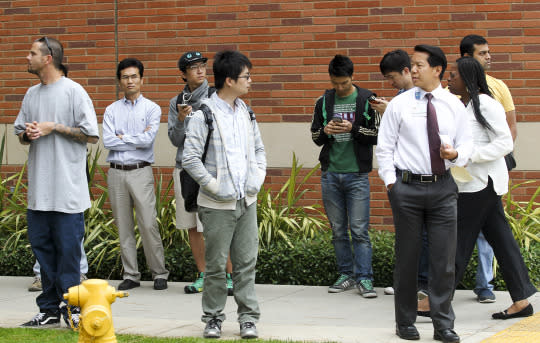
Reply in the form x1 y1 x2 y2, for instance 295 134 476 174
14 37 99 329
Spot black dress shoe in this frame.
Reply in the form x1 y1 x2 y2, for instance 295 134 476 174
154 278 168 290
396 325 420 340
434 328 460 343
492 303 533 320
118 279 140 290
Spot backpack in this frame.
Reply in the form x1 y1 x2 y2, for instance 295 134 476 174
180 104 214 212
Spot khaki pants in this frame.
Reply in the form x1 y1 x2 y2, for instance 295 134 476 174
108 166 168 281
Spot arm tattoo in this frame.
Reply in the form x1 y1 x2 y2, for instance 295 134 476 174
54 123 96 144
18 132 31 145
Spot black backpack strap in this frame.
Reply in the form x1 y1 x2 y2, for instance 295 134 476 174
199 104 214 162
322 89 335 126
246 105 256 121
208 87 216 98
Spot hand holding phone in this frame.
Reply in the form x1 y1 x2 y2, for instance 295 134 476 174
332 116 343 123
368 95 381 104
177 103 192 121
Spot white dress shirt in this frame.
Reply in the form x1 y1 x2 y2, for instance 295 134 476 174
376 85 473 186
455 94 513 195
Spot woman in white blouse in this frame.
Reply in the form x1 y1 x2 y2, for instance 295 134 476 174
448 56 536 320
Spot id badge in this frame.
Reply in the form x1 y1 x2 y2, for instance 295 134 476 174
411 90 426 117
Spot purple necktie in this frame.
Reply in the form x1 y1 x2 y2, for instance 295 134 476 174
425 93 445 175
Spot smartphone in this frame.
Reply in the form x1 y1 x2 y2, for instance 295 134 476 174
179 104 189 109
368 95 380 104
332 116 343 123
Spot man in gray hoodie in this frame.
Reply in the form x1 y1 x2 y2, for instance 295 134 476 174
167 51 233 295
182 50 266 339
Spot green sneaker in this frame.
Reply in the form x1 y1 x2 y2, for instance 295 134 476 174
357 279 377 298
328 274 356 293
184 272 204 294
226 273 234 296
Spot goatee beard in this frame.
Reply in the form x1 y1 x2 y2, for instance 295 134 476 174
27 67 39 75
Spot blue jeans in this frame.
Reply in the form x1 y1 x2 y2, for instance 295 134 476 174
474 232 494 294
27 210 84 313
321 171 373 281
33 239 88 277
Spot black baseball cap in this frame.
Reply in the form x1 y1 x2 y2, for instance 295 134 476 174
178 51 208 71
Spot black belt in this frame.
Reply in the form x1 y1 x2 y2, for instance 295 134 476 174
110 162 151 171
396 168 450 183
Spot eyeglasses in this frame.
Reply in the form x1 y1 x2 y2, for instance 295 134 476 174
238 73 251 80
120 74 140 81
42 37 53 57
187 63 207 71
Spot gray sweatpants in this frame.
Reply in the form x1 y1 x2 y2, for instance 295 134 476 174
199 200 260 324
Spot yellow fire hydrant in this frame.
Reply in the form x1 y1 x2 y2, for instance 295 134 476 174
63 279 128 343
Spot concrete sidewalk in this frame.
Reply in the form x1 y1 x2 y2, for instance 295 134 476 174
0 276 538 342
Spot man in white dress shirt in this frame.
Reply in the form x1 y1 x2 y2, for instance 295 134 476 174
376 44 473 343
103 58 169 292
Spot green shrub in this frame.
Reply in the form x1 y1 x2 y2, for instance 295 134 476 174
1 228 539 290
371 229 396 287
256 232 336 285
0 239 34 276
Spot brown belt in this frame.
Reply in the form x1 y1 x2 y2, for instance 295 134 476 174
110 162 151 171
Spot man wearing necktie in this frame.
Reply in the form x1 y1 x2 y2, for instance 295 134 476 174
376 45 473 343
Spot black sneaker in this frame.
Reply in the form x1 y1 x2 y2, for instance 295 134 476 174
21 311 60 328
203 318 222 338
60 305 80 329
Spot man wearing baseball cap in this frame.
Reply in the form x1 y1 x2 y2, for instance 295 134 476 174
168 51 234 295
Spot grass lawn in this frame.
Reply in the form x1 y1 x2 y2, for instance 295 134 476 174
0 328 315 343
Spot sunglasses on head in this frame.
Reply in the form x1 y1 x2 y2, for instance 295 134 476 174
41 36 53 57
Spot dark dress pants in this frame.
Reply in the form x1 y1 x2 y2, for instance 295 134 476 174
454 179 537 302
388 174 458 330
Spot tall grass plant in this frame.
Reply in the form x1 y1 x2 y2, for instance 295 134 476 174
257 153 327 248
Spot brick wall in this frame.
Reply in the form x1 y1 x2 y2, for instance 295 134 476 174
2 1 540 123
1 0 540 231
